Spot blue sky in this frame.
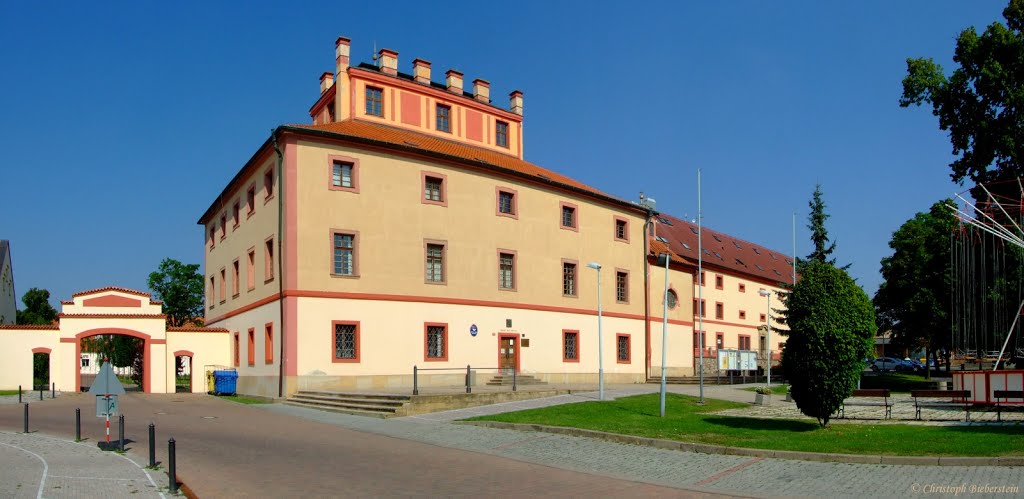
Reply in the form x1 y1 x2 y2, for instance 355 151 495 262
0 1 1008 307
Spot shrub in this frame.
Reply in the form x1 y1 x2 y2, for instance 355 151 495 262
755 386 773 395
779 260 875 427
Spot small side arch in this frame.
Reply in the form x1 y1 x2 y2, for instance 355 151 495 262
31 347 52 354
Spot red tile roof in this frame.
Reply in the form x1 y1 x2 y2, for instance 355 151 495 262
72 286 152 299
286 120 641 211
0 324 58 330
650 213 795 286
167 326 229 333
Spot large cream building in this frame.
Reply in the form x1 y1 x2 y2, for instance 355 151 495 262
200 37 793 398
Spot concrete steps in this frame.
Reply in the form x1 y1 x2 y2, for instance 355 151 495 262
485 374 546 386
285 391 412 418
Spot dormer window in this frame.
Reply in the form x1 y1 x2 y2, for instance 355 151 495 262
366 86 383 117
496 121 509 148
436 104 451 132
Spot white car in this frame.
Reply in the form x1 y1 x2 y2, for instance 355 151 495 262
870 357 904 372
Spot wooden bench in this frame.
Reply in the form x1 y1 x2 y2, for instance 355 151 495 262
911 390 972 421
994 390 1024 422
838 389 892 419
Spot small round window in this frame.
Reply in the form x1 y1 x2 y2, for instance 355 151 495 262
666 289 678 309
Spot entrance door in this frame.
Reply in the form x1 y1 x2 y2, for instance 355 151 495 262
498 335 518 374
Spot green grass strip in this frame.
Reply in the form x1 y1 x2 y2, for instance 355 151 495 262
466 393 1024 456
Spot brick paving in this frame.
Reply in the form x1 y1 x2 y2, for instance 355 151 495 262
2 385 1023 497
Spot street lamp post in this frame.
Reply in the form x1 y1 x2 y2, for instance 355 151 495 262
587 262 604 401
759 289 772 385
658 253 671 417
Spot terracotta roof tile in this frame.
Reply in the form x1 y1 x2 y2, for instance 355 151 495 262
287 120 638 210
167 326 229 333
0 324 59 330
72 286 152 298
651 213 795 286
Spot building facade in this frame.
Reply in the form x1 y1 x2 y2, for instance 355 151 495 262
0 241 15 324
200 37 792 398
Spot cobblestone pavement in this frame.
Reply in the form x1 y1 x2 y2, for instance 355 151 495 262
263 384 1024 498
0 431 164 499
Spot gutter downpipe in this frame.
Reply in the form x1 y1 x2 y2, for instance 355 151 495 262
272 130 286 399
642 208 656 380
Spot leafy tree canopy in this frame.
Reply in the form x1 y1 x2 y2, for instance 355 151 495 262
16 287 57 325
148 258 204 327
901 0 1024 185
778 261 876 427
874 200 958 376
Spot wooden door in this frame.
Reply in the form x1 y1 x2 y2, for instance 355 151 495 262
499 336 517 373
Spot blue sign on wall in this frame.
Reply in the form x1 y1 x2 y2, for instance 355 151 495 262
470 324 478 336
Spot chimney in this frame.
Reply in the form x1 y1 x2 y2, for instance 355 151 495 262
509 90 523 115
446 70 464 94
412 58 431 85
319 72 335 93
378 48 398 75
335 36 351 74
473 79 490 103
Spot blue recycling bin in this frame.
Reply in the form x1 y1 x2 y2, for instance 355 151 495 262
213 370 238 395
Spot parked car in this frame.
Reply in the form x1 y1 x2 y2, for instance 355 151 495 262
901 359 924 372
870 357 904 372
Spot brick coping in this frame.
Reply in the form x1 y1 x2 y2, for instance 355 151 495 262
461 421 1024 467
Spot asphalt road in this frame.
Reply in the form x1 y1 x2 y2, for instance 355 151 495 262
0 393 732 498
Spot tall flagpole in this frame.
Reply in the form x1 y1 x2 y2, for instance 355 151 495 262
792 212 797 286
697 169 705 404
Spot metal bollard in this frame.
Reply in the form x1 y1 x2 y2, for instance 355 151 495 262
118 415 125 451
23 403 28 433
148 423 156 468
465 365 471 394
413 365 418 396
52 382 55 399
512 369 517 392
168 438 177 494
18 385 21 404
40 387 43 401
75 408 81 441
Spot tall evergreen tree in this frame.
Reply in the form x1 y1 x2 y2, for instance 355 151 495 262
805 183 838 266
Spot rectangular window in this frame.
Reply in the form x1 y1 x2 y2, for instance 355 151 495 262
265 238 274 282
247 328 255 366
81 357 90 367
219 268 226 303
715 274 723 289
739 310 746 320
264 169 274 200
700 271 706 286
694 299 706 317
247 248 255 290
497 190 515 216
425 323 447 361
220 215 227 240
715 302 724 320
739 335 751 350
208 276 215 309
615 270 628 303
617 333 630 363
560 204 577 229
563 330 579 362
232 259 240 297
436 104 451 132
716 333 724 351
332 162 354 188
265 323 274 364
499 252 515 290
760 313 766 322
365 86 383 116
424 176 444 202
333 322 359 362
614 217 629 242
496 120 509 148
694 331 707 356
425 242 445 283
333 232 356 276
209 226 216 250
246 186 255 216
232 202 240 229
233 333 239 367
738 283 746 293
562 261 577 297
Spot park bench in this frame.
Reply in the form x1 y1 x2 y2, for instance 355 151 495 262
993 390 1024 422
911 390 972 421
837 389 892 419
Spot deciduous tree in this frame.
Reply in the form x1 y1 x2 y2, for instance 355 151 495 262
16 288 57 325
148 258 204 327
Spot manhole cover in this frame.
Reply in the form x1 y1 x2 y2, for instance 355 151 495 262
201 416 218 419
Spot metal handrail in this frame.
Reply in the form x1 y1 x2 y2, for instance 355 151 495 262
412 365 517 395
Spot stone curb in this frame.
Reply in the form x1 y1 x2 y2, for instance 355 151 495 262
461 421 1022 467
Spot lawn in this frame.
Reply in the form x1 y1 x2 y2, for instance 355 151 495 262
858 373 937 392
216 394 271 405
465 393 1024 456
0 389 21 396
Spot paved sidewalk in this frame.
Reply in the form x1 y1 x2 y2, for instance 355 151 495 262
263 384 1024 498
0 430 165 499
